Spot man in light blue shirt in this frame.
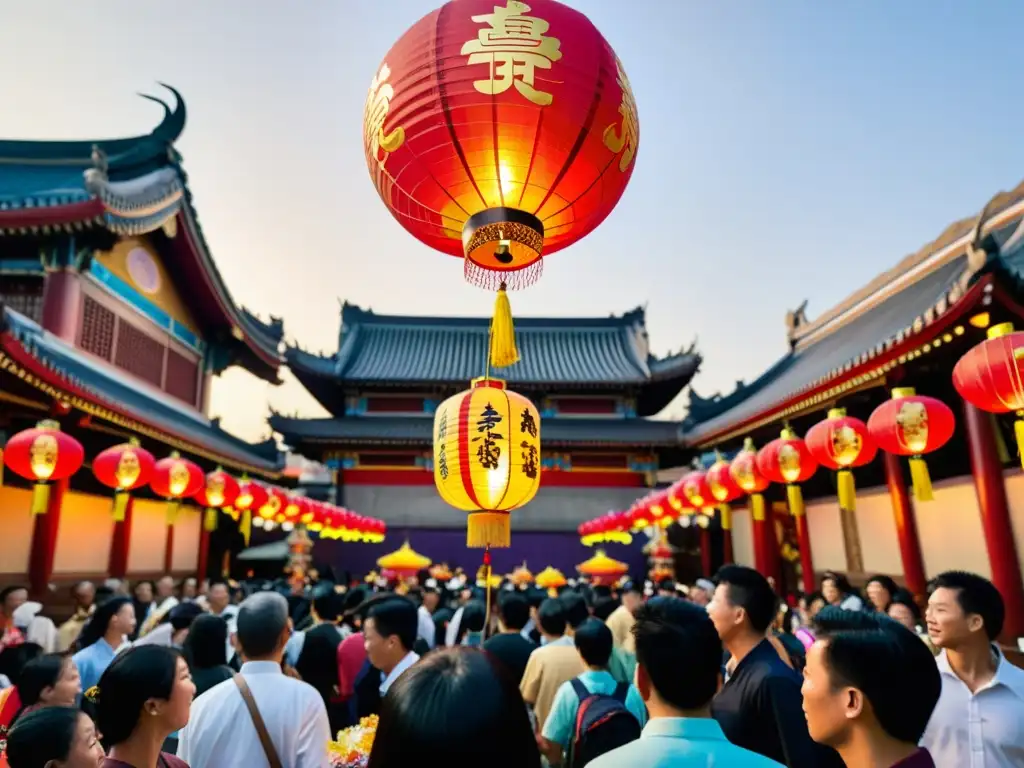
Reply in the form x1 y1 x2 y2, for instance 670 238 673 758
589 598 782 768
541 618 647 765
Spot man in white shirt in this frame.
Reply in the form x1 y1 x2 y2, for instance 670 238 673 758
363 597 420 696
920 570 1024 768
415 587 440 650
177 591 331 768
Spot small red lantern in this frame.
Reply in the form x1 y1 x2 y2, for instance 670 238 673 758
729 437 771 520
868 387 955 501
193 469 240 533
953 321 1024 467
706 455 742 543
259 486 288 523
3 420 84 515
757 427 818 516
92 439 155 521
805 408 877 511
150 452 204 523
234 479 269 545
680 470 712 510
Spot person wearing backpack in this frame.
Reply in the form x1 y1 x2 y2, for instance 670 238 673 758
539 618 646 767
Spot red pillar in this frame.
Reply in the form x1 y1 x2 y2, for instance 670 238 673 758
28 478 68 596
883 451 928 601
763 505 783 587
793 511 816 594
163 524 175 574
40 270 82 343
699 526 712 576
963 401 1024 643
107 497 135 578
196 528 211 580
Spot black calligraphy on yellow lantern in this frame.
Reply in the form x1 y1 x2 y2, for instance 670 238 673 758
433 377 541 548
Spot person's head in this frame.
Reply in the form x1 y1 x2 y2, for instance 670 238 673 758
865 575 899 613
802 607 940 752
497 593 529 632
132 580 154 604
93 646 194 747
168 602 203 642
432 607 454 647
207 579 231 612
235 591 291 661
180 577 198 600
78 596 135 649
367 647 540 768
0 643 43 688
422 588 440 614
689 578 715 607
821 572 854 605
574 618 613 670
295 623 343 700
5 707 104 768
536 598 566 640
311 584 341 624
632 596 721 712
524 588 546 621
708 565 776 642
364 597 418 673
591 595 619 622
559 592 589 633
71 581 95 610
17 654 81 709
460 601 487 639
886 591 923 632
182 613 229 670
799 591 826 623
656 580 677 598
620 581 643 613
1 585 28 618
155 576 175 600
926 570 1004 647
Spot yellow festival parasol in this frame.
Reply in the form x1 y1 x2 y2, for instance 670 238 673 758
534 566 568 596
428 563 453 582
376 541 431 578
576 550 629 586
509 561 534 587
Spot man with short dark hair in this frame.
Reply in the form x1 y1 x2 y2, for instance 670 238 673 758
708 565 842 767
57 580 95 652
591 598 780 767
364 596 419 697
921 570 1024 767
178 591 331 768
483 592 536 683
521 598 584 735
803 607 939 767
0 585 27 653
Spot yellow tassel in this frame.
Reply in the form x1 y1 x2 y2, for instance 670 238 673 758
836 470 856 511
31 483 50 515
467 511 511 548
908 458 933 502
203 507 219 532
751 493 766 522
165 500 180 526
112 492 130 522
489 285 520 368
240 510 252 546
718 505 732 530
787 484 805 517
1014 417 1024 470
993 415 1011 465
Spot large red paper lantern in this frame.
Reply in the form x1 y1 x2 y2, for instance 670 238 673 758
805 408 877 511
365 0 638 366
92 439 155 521
757 427 818 516
193 469 240 533
3 420 84 515
868 388 954 502
680 471 713 510
953 321 1024 467
150 453 204 523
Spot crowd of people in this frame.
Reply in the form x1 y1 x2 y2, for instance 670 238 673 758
0 562 1020 768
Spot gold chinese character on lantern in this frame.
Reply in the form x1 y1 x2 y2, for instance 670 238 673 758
169 461 190 497
116 449 141 489
29 433 58 480
778 444 802 483
603 57 638 172
364 63 406 170
473 403 504 470
896 401 929 453
461 0 562 107
831 426 862 465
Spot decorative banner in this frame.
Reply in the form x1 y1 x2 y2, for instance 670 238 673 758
2 420 84 515
92 439 155 521
805 408 877 511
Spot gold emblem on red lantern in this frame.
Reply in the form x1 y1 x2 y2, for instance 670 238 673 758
778 443 801 482
896 401 929 452
461 1 563 107
831 426 862 465
364 63 405 169
604 57 639 172
168 461 190 497
115 450 142 489
29 433 58 480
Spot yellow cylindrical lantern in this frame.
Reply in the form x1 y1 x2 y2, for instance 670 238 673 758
433 377 541 549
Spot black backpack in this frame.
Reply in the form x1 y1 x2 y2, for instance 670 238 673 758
566 679 642 768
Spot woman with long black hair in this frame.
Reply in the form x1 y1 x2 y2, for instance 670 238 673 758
72 597 135 694
180 615 232 700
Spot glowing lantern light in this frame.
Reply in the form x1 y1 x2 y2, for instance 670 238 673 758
365 0 639 367
681 470 712 510
805 408 877 510
233 479 268 545
706 454 743 550
92 439 155 521
868 388 955 501
756 427 818 516
150 452 204 523
2 420 84 515
433 378 541 549
259 487 288 523
193 469 240 533
730 437 771 522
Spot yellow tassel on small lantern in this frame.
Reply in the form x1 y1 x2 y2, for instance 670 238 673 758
908 457 933 502
112 491 130 522
1013 416 1024 471
750 493 766 522
240 509 252 546
203 507 219 532
31 483 50 515
467 511 511 548
786 484 805 517
489 284 520 368
719 505 732 531
836 470 857 511
165 501 180 526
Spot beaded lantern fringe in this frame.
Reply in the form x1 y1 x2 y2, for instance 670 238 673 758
464 258 543 291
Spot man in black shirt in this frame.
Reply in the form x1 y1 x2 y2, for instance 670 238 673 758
483 592 537 683
708 565 843 767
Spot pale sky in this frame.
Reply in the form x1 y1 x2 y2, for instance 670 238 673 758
2 1 1022 443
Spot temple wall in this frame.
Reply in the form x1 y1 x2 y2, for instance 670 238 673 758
54 492 116 574
730 507 756 568
0 486 35 574
171 508 201 573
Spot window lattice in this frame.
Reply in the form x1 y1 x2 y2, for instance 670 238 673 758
165 348 199 405
114 320 164 387
79 296 116 361
0 285 44 323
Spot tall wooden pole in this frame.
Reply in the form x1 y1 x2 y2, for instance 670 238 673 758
883 451 928 601
107 497 135 578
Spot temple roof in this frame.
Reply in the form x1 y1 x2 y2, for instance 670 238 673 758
684 181 1024 445
0 304 282 475
269 413 683 448
287 303 700 417
0 86 283 382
